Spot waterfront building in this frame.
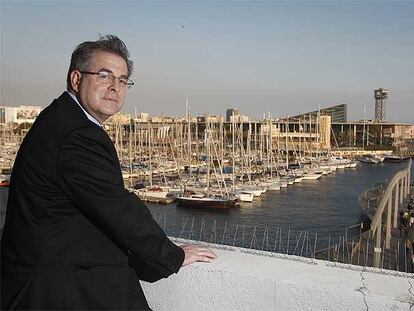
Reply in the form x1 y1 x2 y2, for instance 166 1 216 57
197 115 224 123
1 104 413 160
103 112 413 157
330 122 414 155
230 114 250 123
109 112 132 124
0 106 42 124
226 108 250 122
226 108 239 122
282 103 347 123
137 112 149 122
320 115 331 150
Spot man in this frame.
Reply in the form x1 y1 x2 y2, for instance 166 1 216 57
1 35 216 310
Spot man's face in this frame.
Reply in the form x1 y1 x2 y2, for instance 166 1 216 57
71 51 128 124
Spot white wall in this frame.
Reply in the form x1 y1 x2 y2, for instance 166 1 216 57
142 238 414 311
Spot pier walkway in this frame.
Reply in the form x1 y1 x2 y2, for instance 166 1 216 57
355 160 413 271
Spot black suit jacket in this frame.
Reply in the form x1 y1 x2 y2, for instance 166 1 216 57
1 92 184 310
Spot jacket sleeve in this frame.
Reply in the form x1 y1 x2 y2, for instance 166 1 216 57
56 126 184 281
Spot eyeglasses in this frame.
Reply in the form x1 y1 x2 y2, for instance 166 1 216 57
79 70 134 89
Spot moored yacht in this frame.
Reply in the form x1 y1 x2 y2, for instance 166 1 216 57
176 192 235 209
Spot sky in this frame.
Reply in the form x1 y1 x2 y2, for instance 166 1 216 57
1 1 413 123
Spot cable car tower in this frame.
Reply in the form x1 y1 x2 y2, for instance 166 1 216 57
374 88 389 122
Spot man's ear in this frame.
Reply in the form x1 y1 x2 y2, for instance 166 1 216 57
70 70 82 93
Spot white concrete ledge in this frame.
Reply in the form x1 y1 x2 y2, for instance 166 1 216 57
142 238 414 311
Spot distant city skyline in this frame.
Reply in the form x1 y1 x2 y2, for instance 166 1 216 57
1 1 413 123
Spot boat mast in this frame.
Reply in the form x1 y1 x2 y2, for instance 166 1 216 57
269 119 273 180
206 116 210 196
186 99 192 179
362 105 366 151
232 113 235 190
285 117 289 168
148 121 153 187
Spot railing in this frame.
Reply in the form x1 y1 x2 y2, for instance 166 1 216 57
370 159 412 267
358 180 388 218
151 189 414 274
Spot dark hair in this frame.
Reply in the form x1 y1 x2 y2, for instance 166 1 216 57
66 35 133 91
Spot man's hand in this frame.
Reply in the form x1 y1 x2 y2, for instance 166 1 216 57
180 244 217 266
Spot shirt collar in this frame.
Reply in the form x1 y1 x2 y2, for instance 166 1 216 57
67 91 102 127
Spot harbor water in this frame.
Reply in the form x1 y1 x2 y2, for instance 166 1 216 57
145 161 413 249
1 162 412 251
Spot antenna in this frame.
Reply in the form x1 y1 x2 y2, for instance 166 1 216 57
185 98 189 121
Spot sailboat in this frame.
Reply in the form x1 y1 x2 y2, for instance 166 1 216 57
176 191 235 209
176 116 236 209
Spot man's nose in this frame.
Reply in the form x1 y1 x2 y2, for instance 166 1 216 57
109 77 121 91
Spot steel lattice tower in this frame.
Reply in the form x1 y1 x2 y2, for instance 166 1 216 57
374 88 389 122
